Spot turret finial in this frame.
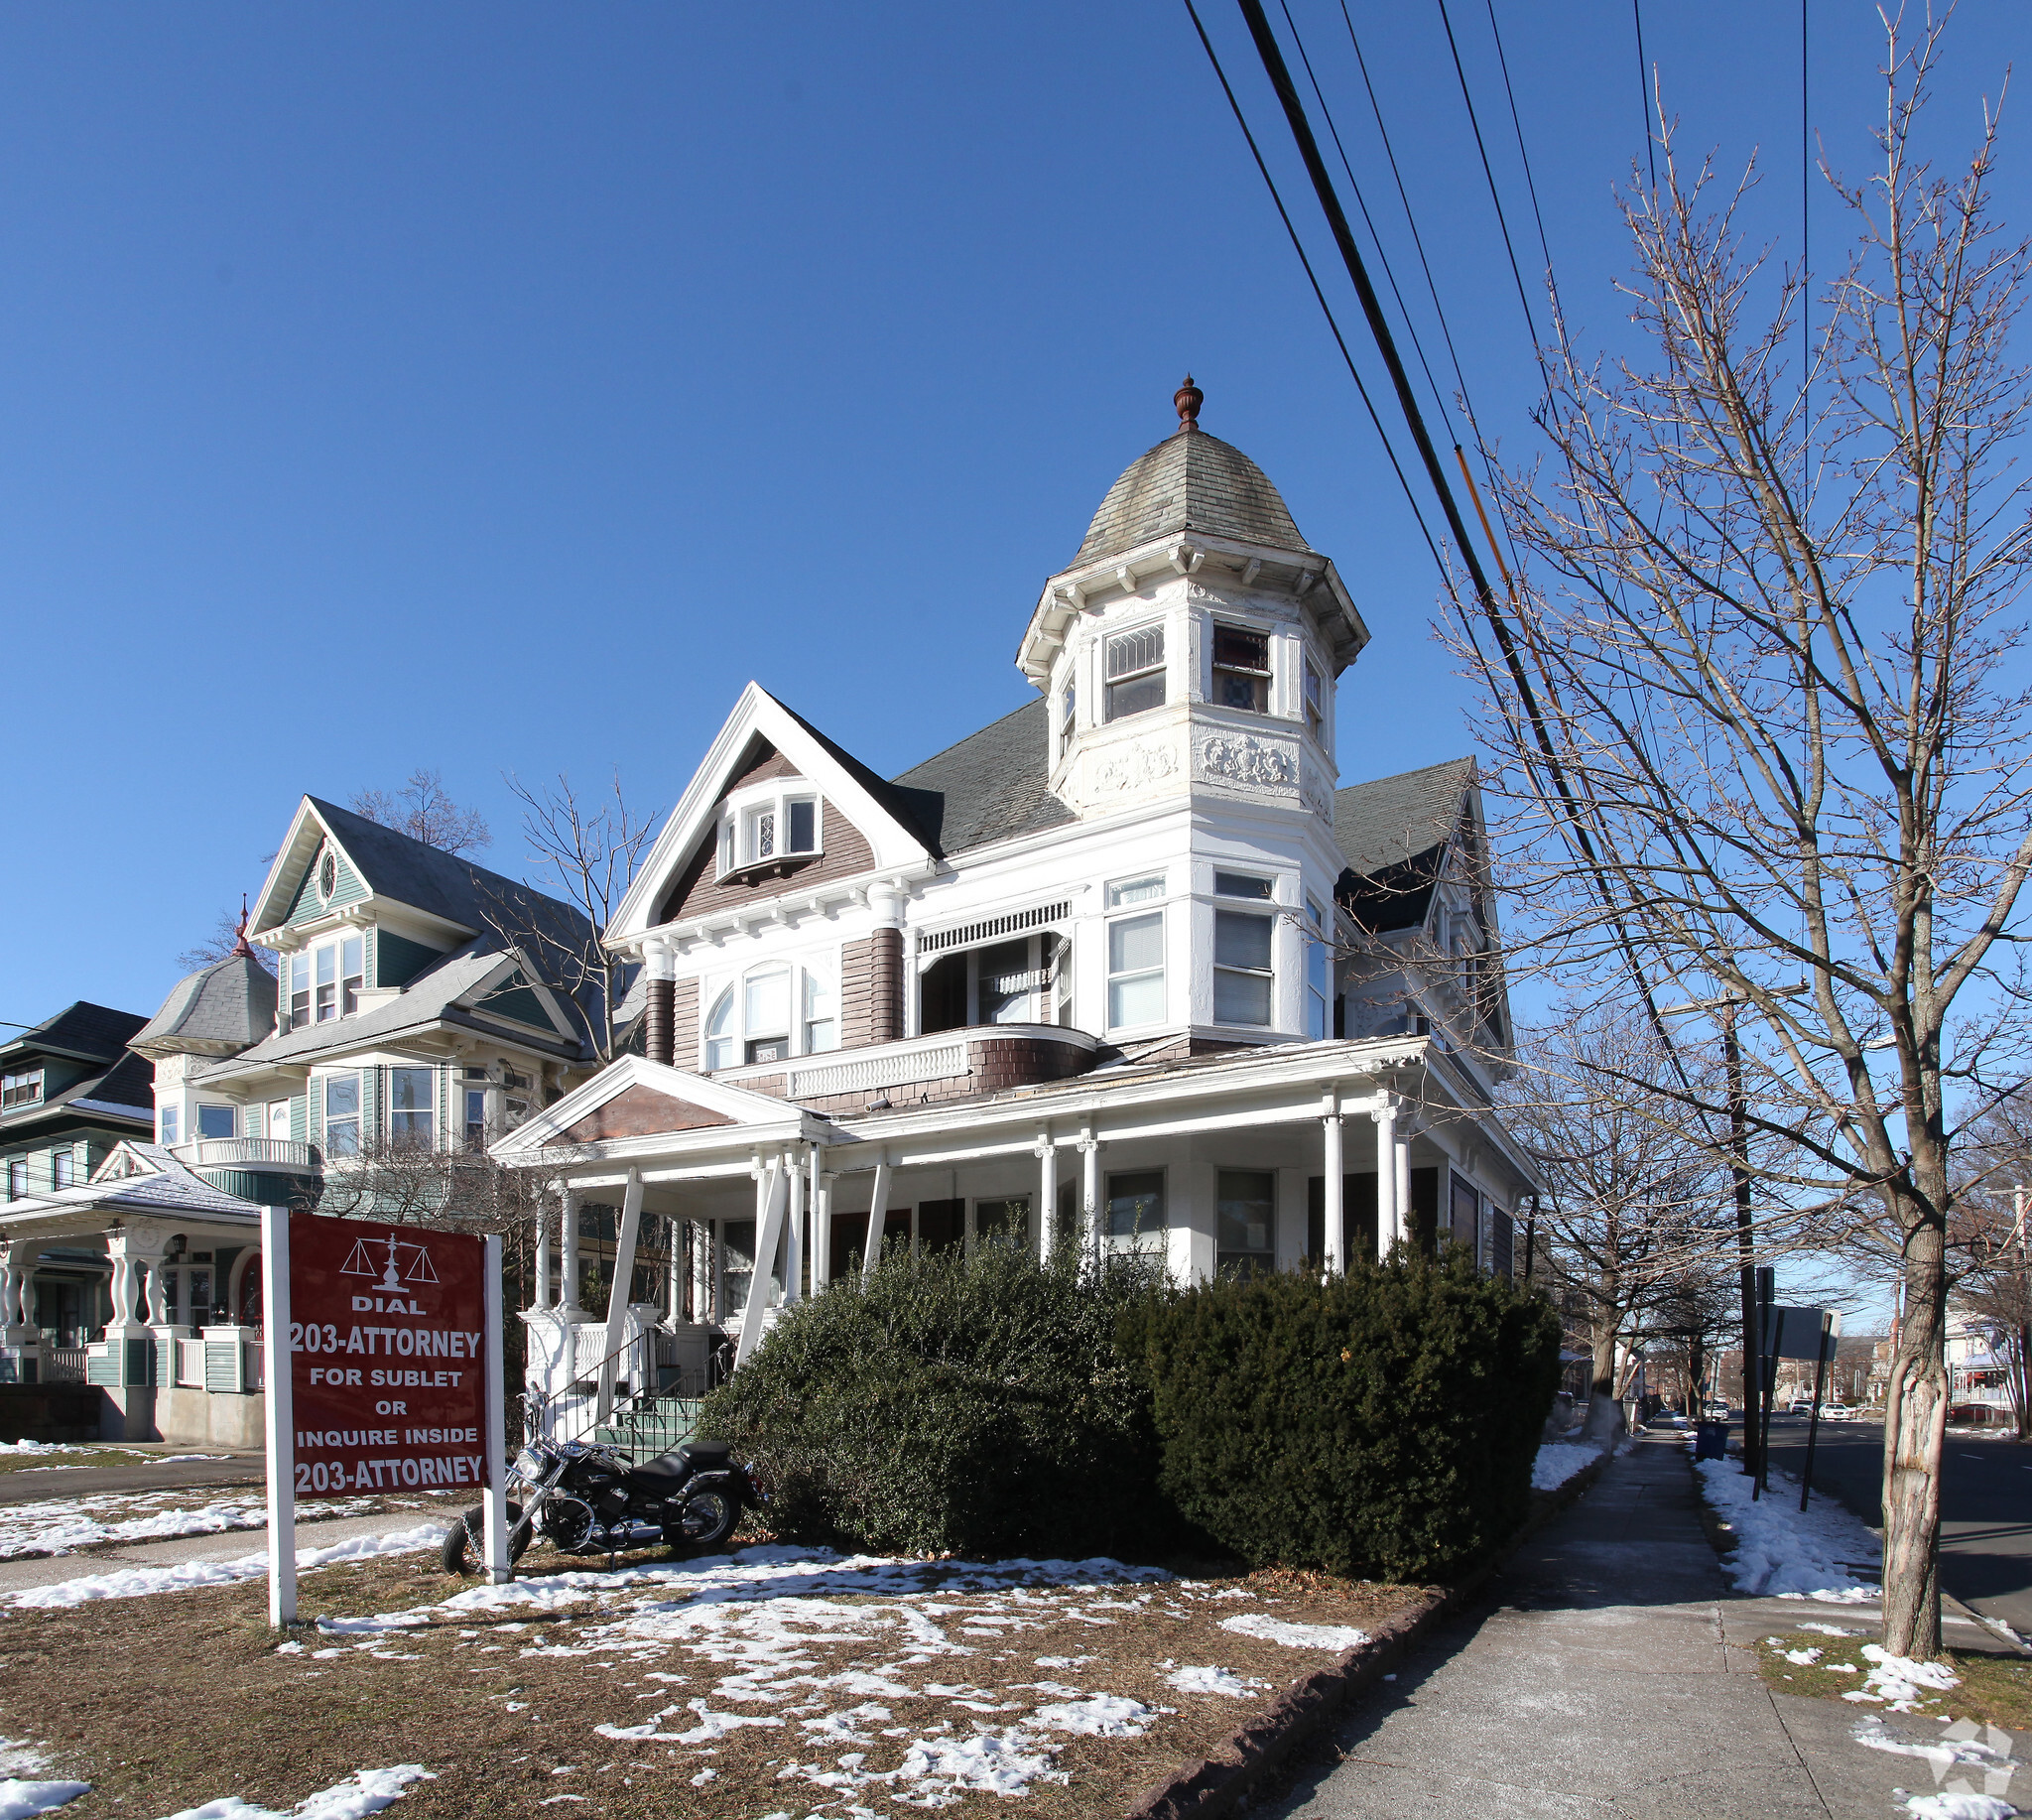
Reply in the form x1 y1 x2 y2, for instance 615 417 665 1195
230 894 257 960
1175 374 1204 433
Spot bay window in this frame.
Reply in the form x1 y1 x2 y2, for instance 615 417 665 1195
718 791 822 876
1306 897 1331 1040
1304 655 1325 735
1213 910 1274 1027
1104 624 1166 720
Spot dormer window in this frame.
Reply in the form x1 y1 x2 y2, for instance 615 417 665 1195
716 789 821 878
1212 625 1271 713
289 936 365 1029
1105 625 1166 721
1 1071 43 1110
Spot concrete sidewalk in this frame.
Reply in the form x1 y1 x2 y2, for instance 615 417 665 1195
1262 1435 2013 1819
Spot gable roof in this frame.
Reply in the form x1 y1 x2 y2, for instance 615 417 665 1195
1074 428 1312 569
1334 757 1478 934
608 685 941 945
0 1002 147 1068
489 1053 830 1163
889 699 1075 856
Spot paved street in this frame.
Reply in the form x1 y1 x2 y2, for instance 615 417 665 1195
1761 1412 2032 1638
1264 1435 2011 1820
0 1449 265 1506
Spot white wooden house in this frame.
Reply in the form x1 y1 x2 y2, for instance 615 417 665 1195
495 381 1544 1424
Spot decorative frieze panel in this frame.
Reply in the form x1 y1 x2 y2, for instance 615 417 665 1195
1195 730 1298 794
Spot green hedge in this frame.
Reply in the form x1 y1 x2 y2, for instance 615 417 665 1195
1121 1250 1561 1581
699 1243 1169 1559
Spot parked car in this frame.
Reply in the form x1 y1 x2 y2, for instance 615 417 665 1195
1703 1399 1731 1419
1788 1397 1817 1415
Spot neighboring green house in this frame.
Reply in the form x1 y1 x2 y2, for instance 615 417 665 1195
0 1003 156 1374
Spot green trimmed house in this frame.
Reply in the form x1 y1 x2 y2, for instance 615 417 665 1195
0 1003 156 1381
0 797 614 1442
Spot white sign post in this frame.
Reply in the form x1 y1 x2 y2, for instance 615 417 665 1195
480 1233 510 1585
261 1206 297 1627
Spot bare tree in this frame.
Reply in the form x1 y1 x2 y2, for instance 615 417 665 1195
1463 16 2032 1656
349 768 492 856
176 904 278 976
487 771 663 1067
1502 1009 1733 1442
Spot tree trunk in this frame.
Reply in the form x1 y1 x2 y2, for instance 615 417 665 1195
1582 1321 1626 1445
1881 1214 1949 1659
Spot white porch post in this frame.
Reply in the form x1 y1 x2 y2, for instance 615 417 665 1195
1322 1091 1344 1276
1080 1125 1100 1269
813 1161 834 1290
144 1259 171 1327
1373 1095 1399 1260
1036 1136 1057 1264
667 1217 683 1324
594 1167 644 1426
862 1157 891 1284
560 1188 582 1313
784 1147 806 1306
1395 1122 1413 1249
534 1190 554 1308
734 1162 789 1367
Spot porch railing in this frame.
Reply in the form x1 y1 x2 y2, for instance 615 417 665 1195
171 1137 321 1171
42 1348 87 1383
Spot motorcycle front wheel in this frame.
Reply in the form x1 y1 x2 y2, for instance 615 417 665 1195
663 1488 739 1552
441 1500 531 1575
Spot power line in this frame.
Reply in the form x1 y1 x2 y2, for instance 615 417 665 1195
1480 0 1565 323
1216 0 1704 1099
1177 0 1451 583
1632 0 1658 192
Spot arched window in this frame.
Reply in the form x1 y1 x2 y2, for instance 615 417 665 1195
741 967 790 1065
703 989 735 1071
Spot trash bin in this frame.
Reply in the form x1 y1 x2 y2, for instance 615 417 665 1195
1695 1420 1728 1461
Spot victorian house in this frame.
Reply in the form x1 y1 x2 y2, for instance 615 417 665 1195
0 800 611 1441
496 381 1543 1423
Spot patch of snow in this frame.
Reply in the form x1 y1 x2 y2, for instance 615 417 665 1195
152 1764 432 1820
1219 1613 1369 1651
1165 1665 1268 1698
0 1783 88 1820
1901 1796 2018 1820
1838 1645 1962 1713
1800 1623 1855 1636
1691 1460 1881 1600
1782 1647 1822 1665
1531 1441 1607 1492
3 1525 447 1611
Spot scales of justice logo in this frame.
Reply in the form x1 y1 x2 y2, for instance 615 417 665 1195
340 1231 439 1314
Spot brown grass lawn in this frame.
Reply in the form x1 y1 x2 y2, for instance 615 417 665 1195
0 1538 1429 1818
1752 1628 2032 1735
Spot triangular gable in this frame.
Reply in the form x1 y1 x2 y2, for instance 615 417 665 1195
489 1054 814 1161
607 684 937 944
462 954 579 1043
249 799 377 942
92 1139 168 1184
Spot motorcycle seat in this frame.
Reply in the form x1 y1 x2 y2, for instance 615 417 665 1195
680 1440 732 1470
622 1451 692 1494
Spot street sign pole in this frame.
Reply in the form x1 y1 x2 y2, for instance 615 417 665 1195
481 1233 510 1585
1801 1317 1834 1513
1753 1266 1775 1500
261 1205 297 1628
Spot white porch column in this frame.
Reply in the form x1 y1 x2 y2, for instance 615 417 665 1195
1322 1092 1344 1276
783 1147 806 1306
560 1188 582 1313
862 1156 891 1284
0 1244 24 1329
1080 1125 1101 1268
1035 1136 1058 1264
594 1168 644 1425
667 1217 683 1324
1372 1095 1399 1260
144 1260 171 1327
534 1193 554 1308
813 1162 834 1290
1395 1123 1413 1248
734 1162 789 1367
693 1221 712 1325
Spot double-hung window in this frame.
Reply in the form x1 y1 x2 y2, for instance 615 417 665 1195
1059 681 1076 749
1211 625 1271 712
1216 1169 1276 1277
803 969 837 1054
324 1074 360 1156
389 1068 435 1147
703 989 736 1070
464 1088 488 1150
291 937 363 1028
1105 1170 1166 1256
1212 872 1275 1027
1304 656 1325 735
1105 875 1166 1029
5 1159 24 1199
51 1148 75 1189
1104 625 1165 720
160 1105 180 1145
0 1071 42 1109
1306 896 1331 1040
742 967 791 1064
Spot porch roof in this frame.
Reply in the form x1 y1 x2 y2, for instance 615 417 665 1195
0 1142 263 1241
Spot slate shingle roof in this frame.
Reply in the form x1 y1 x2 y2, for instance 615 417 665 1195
0 1142 262 1224
131 955 279 1056
1073 429 1312 568
0 1002 146 1066
890 700 1075 857
1333 757 1478 933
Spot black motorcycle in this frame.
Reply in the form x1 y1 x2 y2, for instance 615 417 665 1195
442 1390 749 1575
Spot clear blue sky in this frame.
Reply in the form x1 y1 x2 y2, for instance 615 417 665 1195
4 2 2028 1029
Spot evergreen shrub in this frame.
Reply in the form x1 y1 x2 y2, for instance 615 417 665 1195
699 1243 1170 1559
1121 1249 1561 1581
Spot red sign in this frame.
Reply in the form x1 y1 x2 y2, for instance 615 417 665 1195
286 1213 490 1497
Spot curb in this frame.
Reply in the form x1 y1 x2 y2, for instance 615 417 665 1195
1124 1440 1623 1820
